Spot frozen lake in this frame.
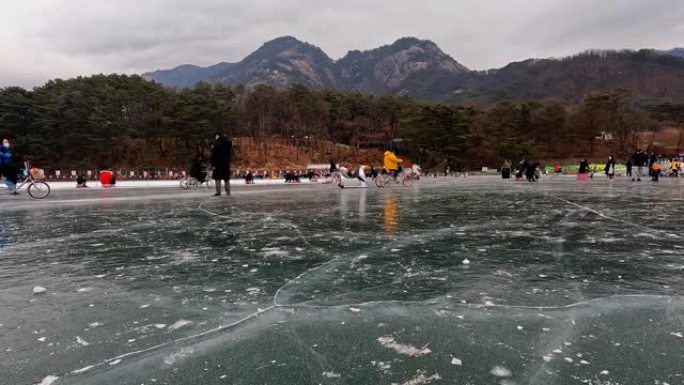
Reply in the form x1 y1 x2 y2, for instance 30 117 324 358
1 177 683 385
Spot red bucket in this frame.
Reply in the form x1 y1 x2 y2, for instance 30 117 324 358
100 170 114 186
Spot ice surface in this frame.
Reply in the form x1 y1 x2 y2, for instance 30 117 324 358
1 178 684 385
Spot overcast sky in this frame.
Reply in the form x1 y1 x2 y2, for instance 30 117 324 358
1 0 683 88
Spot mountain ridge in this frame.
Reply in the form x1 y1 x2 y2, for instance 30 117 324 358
143 37 684 104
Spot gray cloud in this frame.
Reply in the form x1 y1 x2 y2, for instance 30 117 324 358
1 0 683 87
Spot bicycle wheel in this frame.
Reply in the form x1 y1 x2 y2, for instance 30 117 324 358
180 179 190 189
375 175 385 187
28 182 50 199
205 179 215 188
402 174 415 187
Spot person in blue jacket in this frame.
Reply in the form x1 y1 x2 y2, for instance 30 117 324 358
0 139 19 195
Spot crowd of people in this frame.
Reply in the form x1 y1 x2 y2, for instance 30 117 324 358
500 148 682 183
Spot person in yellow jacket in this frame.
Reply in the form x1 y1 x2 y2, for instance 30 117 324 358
671 159 680 177
383 150 403 180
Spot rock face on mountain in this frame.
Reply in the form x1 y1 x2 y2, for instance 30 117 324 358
335 37 469 95
143 36 469 95
143 37 335 89
143 37 684 104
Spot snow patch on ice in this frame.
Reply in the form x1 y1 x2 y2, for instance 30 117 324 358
163 347 194 365
372 360 392 373
490 366 512 377
168 319 193 331
33 286 47 294
75 336 90 346
322 371 341 378
377 336 431 357
670 332 683 338
451 357 462 366
35 375 59 385
399 372 441 385
71 365 94 374
108 359 121 366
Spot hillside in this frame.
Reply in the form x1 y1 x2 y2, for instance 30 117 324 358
446 50 684 105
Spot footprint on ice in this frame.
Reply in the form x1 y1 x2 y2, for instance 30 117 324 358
490 366 512 377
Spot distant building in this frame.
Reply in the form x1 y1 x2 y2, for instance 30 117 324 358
596 131 614 141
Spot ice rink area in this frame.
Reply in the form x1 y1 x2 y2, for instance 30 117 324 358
1 177 683 385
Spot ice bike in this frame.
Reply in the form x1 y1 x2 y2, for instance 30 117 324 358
375 168 416 188
180 167 215 189
1 162 51 199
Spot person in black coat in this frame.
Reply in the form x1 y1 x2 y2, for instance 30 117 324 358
578 159 590 174
516 159 529 180
625 158 633 177
211 132 232 196
631 149 648 182
190 146 206 183
604 155 616 180
525 162 539 182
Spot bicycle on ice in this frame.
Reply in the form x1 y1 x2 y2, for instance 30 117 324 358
180 164 215 189
375 166 419 188
1 161 51 199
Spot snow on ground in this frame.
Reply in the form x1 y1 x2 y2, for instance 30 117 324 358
1 178 325 191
